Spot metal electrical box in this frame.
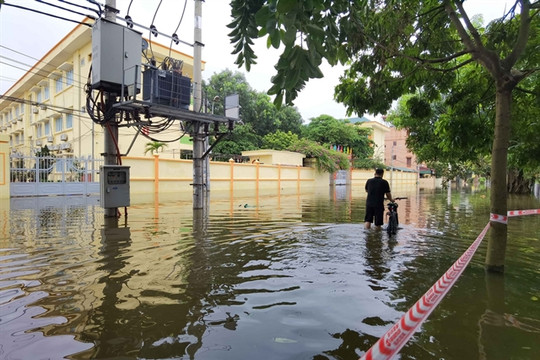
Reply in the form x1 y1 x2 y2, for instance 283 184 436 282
100 165 130 208
143 67 191 109
92 19 142 94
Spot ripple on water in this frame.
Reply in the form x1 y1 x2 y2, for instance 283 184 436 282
1 192 539 360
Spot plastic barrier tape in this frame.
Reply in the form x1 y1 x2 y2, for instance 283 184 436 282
507 209 540 217
359 208 540 360
490 213 508 224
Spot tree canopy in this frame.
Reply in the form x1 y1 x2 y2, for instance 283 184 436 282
228 0 540 272
203 69 304 154
303 114 373 160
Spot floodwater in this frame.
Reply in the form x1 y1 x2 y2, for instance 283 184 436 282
1 187 539 360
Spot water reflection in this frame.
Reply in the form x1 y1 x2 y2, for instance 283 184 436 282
0 188 539 359
479 273 540 360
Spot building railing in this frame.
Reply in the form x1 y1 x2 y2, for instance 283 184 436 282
10 155 103 183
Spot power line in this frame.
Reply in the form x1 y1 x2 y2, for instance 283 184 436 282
2 2 93 26
1 94 84 115
57 0 101 17
168 0 189 58
34 0 97 20
0 59 89 94
0 45 41 62
147 0 164 60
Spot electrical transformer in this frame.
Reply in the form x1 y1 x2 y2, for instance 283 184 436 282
143 67 191 109
91 19 142 95
100 165 130 208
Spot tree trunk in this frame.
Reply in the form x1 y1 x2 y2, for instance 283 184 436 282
485 87 512 273
507 169 532 194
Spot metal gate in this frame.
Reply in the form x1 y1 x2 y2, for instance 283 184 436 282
9 155 102 197
334 170 349 185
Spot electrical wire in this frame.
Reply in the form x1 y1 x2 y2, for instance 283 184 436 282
126 0 134 16
35 0 96 19
0 45 40 62
57 0 101 17
2 2 94 26
1 59 92 99
168 0 188 59
0 94 83 116
85 0 102 16
148 0 163 61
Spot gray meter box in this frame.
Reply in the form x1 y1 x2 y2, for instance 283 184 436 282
92 19 142 94
100 165 130 208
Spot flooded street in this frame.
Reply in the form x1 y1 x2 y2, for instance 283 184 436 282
1 188 539 359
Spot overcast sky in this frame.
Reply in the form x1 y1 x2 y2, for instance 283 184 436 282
0 0 512 121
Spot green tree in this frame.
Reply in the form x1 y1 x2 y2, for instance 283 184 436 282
204 69 304 140
228 0 539 272
211 123 261 155
287 138 350 173
262 130 299 150
303 115 374 163
144 141 168 155
35 145 55 182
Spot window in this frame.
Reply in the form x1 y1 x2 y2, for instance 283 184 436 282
392 155 397 160
55 76 63 93
66 113 73 129
20 103 24 115
37 90 42 103
37 123 42 138
393 141 397 146
43 85 50 100
406 157 412 167
66 69 74 86
55 117 63 132
44 121 51 136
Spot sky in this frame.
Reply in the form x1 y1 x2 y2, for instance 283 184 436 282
0 0 513 122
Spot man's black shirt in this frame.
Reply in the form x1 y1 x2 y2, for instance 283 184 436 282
365 176 391 208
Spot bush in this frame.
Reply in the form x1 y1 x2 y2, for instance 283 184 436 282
287 139 350 173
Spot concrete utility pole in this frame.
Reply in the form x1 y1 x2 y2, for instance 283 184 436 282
192 0 205 209
103 0 119 218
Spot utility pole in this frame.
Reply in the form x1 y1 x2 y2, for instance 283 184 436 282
192 0 205 209
103 0 118 218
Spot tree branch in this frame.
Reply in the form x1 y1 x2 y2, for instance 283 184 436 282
413 50 471 64
502 0 531 70
515 86 540 95
444 0 502 78
443 0 476 52
455 0 484 47
422 57 475 72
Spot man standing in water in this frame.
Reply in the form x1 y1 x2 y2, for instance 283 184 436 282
364 168 394 229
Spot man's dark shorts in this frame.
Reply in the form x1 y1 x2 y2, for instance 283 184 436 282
364 206 384 226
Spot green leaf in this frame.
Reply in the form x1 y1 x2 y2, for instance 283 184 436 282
273 91 284 108
276 0 297 13
270 29 281 49
282 28 296 46
255 5 272 27
305 24 325 37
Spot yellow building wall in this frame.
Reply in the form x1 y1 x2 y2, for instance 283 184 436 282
242 150 305 166
0 135 9 199
121 156 418 196
0 19 201 161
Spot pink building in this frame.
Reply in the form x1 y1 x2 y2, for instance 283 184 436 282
384 127 418 170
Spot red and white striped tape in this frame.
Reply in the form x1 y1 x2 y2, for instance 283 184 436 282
490 213 508 224
359 208 540 360
507 209 540 217
359 223 491 360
